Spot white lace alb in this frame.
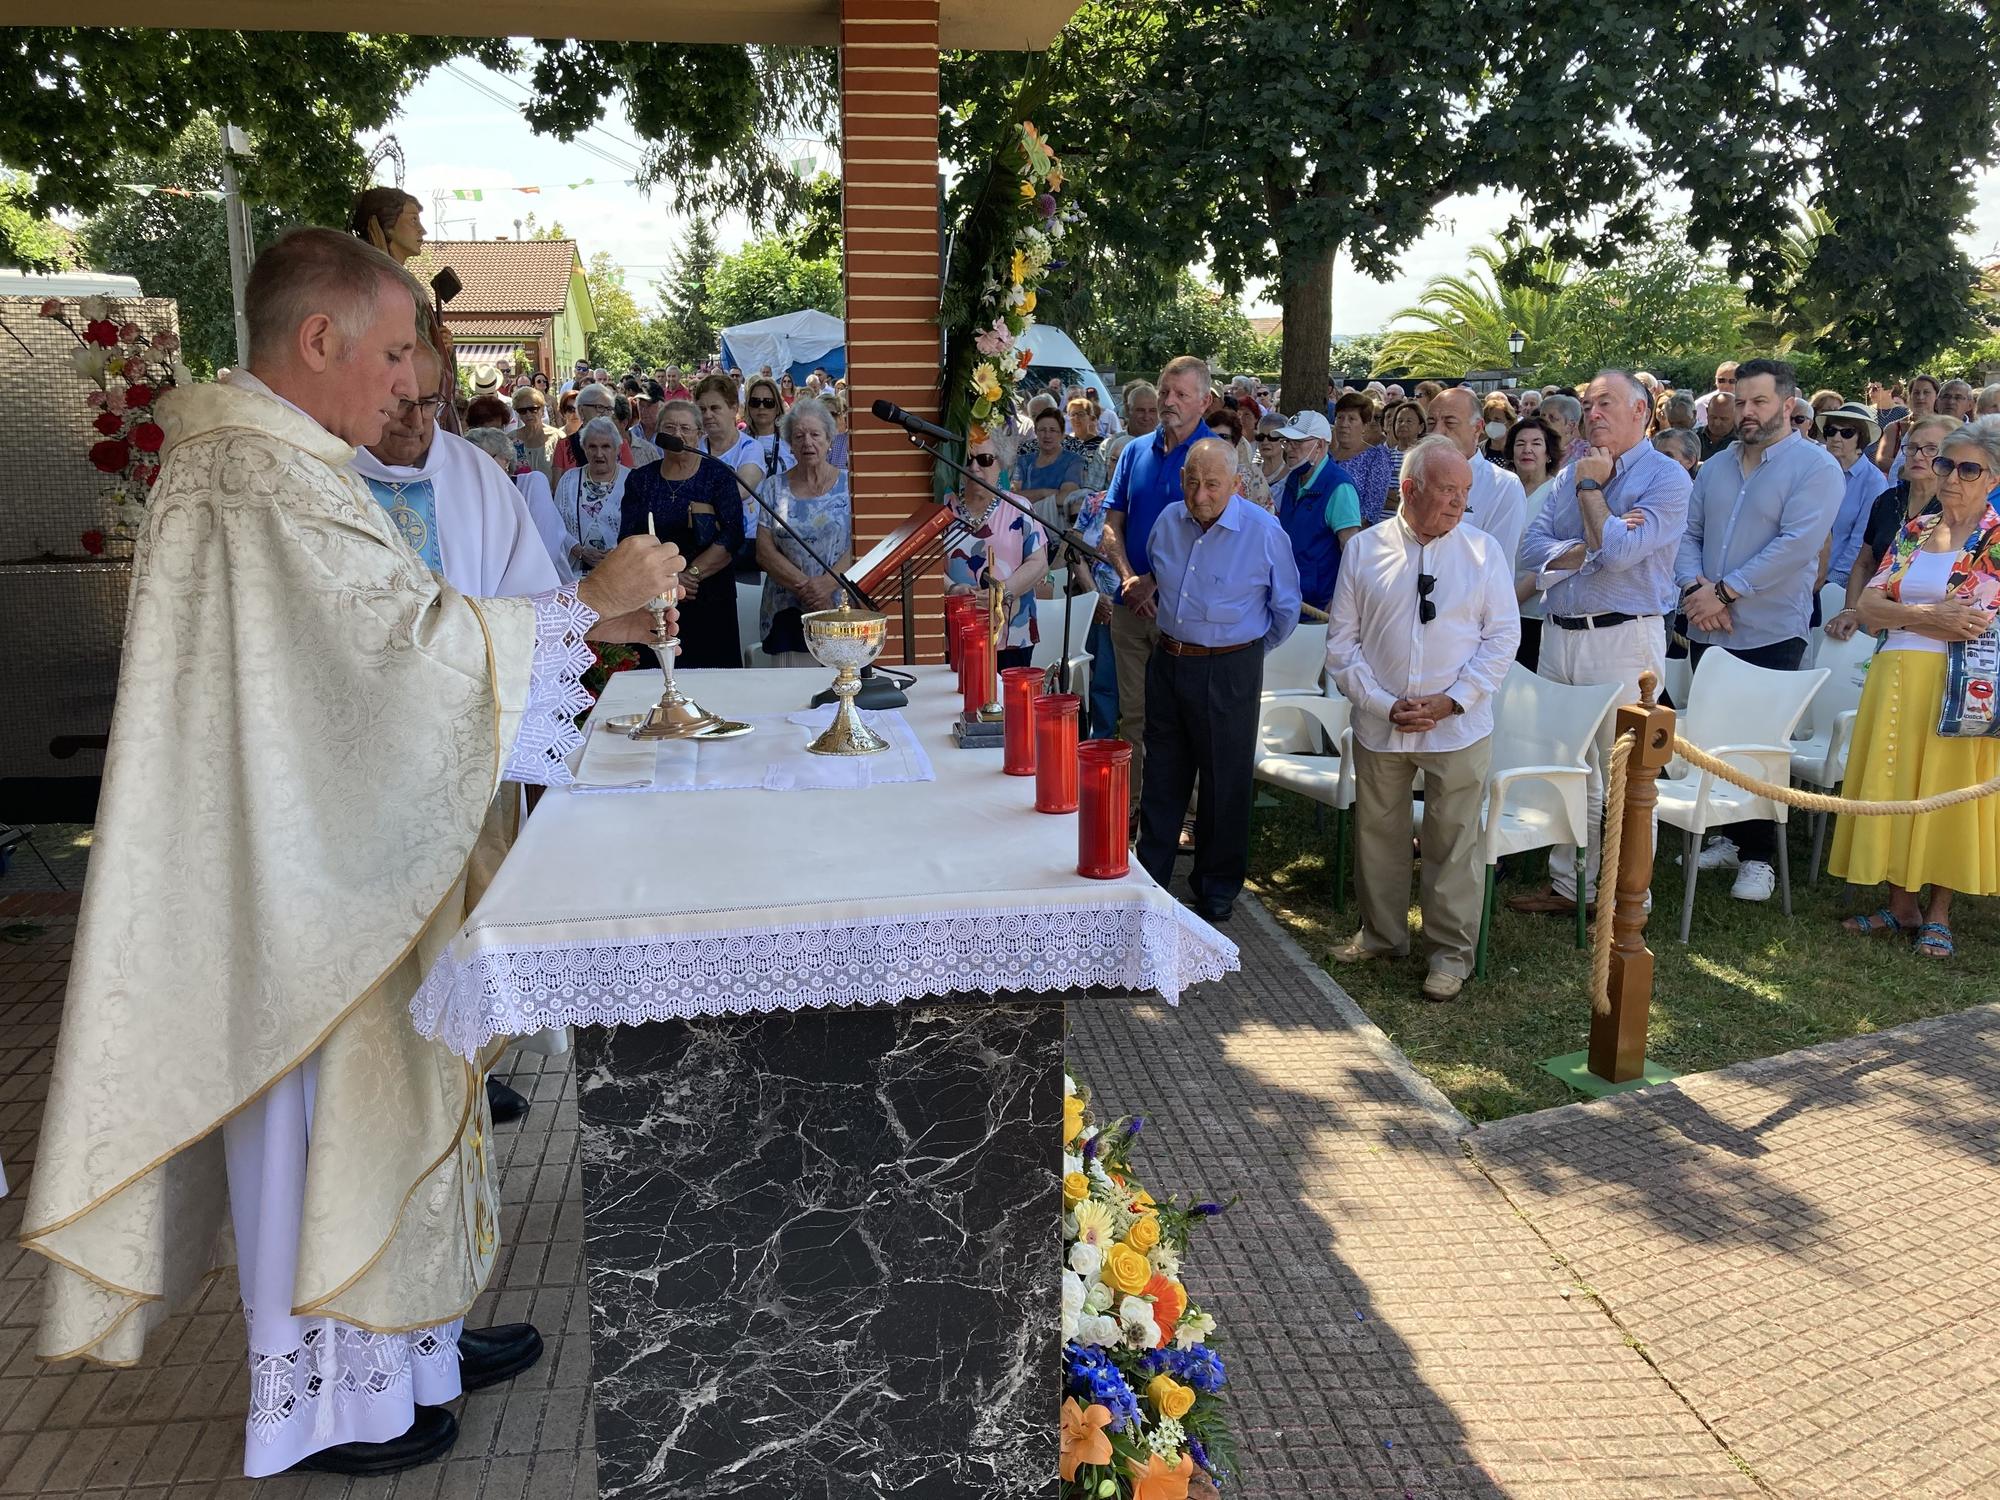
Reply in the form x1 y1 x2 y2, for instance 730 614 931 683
504 589 597 786
410 901 1239 1060
248 1321 460 1449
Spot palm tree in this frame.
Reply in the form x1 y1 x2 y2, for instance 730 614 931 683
1736 205 1837 353
1373 239 1575 377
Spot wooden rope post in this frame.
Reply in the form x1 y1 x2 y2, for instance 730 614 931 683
1588 670 1676 1084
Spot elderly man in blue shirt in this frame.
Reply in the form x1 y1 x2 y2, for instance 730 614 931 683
1674 357 1844 901
1103 354 1218 817
1135 437 1302 922
1507 370 1691 919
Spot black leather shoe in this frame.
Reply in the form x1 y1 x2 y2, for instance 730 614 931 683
292 1405 458 1475
459 1323 545 1392
1197 902 1235 923
486 1075 528 1125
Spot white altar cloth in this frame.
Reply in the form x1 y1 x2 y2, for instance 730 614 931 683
572 705 935 793
411 667 1239 1058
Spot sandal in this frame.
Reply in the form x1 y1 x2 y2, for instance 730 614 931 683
1842 907 1908 936
1914 922 1955 960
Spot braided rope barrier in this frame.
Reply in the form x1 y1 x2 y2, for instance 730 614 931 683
1585 729 2000 1015
1589 733 1635 1017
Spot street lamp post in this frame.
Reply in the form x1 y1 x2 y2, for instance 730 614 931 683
1505 327 1526 390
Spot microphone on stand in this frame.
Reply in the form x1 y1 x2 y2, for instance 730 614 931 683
660 434 909 708
870 399 961 446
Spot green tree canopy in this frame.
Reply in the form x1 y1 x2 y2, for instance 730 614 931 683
583 251 680 372
659 219 721 366
0 171 76 273
75 119 289 375
1079 269 1274 380
707 236 843 330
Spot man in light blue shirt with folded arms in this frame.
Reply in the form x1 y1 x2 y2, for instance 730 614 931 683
1673 356 1843 901
1508 369 1691 919
1136 437 1302 923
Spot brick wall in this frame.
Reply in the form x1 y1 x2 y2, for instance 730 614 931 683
840 0 947 661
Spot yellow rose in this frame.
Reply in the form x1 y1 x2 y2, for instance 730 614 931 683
1063 1171 1089 1208
1063 1094 1084 1146
1146 1374 1196 1421
1130 1187 1157 1216
1103 1242 1152 1297
1019 179 1036 198
1020 290 1037 315
1123 1214 1161 1254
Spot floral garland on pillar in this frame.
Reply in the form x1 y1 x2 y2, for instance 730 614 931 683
951 121 1072 444
38 296 189 556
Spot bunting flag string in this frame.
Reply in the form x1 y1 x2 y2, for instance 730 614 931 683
117 183 226 201
448 179 629 200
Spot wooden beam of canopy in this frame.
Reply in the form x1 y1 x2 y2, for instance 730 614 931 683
0 0 1076 49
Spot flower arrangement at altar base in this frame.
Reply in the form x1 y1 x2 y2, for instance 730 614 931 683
1060 1072 1236 1499
39 295 191 554
966 121 1072 442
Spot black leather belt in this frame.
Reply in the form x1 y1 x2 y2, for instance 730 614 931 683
1549 611 1655 631
1160 634 1257 658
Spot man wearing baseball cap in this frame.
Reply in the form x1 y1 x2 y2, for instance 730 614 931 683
1275 410 1363 612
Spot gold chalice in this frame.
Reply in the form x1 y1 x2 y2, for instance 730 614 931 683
803 604 891 756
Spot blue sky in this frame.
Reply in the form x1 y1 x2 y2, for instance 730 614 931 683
368 58 2000 337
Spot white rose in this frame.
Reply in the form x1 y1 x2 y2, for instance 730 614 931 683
1076 1313 1121 1347
1060 1271 1086 1343
1063 1151 1083 1179
1083 1281 1113 1315
70 345 107 381
79 295 111 320
1067 1241 1103 1279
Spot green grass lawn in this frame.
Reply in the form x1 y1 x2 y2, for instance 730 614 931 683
1246 792 2000 1123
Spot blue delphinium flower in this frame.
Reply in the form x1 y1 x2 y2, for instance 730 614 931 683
1064 1342 1142 1431
1138 1343 1226 1394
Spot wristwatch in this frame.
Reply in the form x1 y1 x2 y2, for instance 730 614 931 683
1576 478 1604 492
1712 580 1737 606
1447 697 1464 716
686 563 704 583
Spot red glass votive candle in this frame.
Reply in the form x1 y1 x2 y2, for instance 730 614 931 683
958 619 992 720
954 613 984 695
944 594 977 671
1001 667 1045 776
1077 739 1132 878
1034 694 1082 812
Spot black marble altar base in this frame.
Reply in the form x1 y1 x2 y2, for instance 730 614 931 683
574 1000 1064 1500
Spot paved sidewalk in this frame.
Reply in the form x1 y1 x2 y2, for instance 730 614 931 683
4 876 1996 1496
1474 1006 2000 1500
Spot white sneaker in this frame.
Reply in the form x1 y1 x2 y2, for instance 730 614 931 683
1730 860 1776 902
1697 837 1741 872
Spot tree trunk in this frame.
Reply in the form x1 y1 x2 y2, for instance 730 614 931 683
1277 239 1335 416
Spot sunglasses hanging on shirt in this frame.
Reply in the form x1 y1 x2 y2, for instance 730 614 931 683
1417 572 1437 625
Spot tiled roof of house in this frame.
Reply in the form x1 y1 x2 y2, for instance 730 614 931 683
448 317 547 339
407 240 579 317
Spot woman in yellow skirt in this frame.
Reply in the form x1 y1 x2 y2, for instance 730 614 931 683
1831 422 2000 958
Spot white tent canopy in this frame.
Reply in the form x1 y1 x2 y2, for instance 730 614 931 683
719 309 846 383
1021 324 1116 414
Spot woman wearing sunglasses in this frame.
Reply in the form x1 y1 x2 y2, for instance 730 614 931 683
1825 413 1957 641
943 429 1049 669
741 375 796 485
1831 421 2000 959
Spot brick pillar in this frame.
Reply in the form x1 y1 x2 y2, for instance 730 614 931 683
840 0 946 661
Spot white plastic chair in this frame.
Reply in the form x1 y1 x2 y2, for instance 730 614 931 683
1475 667 1622 974
1253 693 1355 909
736 579 766 667
1657 650 1828 941
1402 666 1620 975
1791 629 1877 880
1263 620 1329 698
1029 593 1097 699
1802 582 1849 669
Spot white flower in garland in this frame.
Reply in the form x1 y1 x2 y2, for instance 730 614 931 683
1173 1307 1216 1350
1145 1416 1186 1457
1147 1243 1181 1279
1117 1295 1160 1351
1083 1281 1114 1315
1074 1312 1121 1348
1067 1240 1103 1279
1060 1271 1086 1342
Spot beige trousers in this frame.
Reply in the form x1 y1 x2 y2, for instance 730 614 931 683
1352 737 1493 978
1110 604 1163 813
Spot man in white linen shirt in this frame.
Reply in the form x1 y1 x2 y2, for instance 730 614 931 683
1326 436 1521 1002
1427 385 1527 565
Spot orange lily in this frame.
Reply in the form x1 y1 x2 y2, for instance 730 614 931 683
1129 1450 1195 1500
1058 1398 1113 1481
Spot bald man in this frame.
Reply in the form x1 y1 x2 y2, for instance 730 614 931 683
1428 385 1528 565
1135 437 1302 921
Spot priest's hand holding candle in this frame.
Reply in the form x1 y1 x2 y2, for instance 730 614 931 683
578 533 684 645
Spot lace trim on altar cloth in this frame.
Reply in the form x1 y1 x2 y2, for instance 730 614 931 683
411 902 1241 1059
504 590 597 787
247 1321 460 1451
